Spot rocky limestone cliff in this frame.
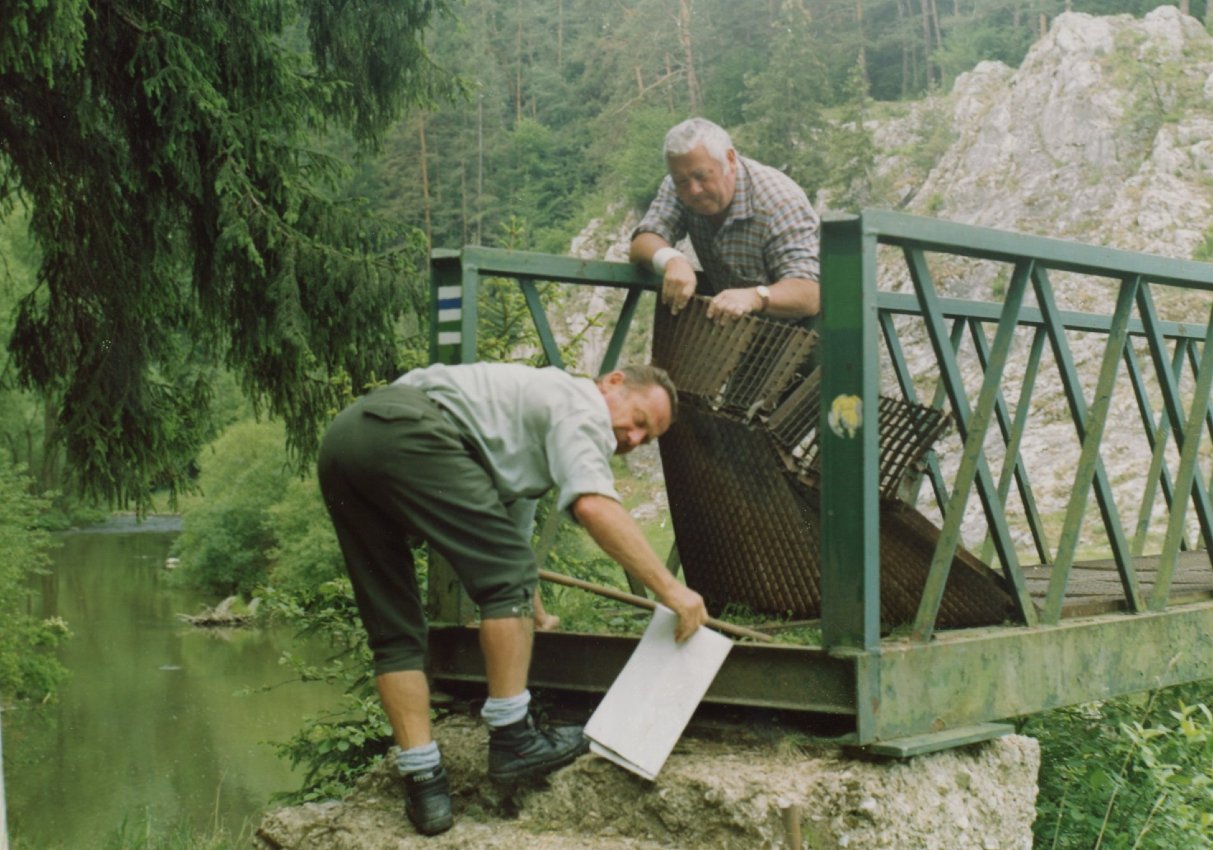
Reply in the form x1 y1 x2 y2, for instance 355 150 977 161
875 6 1213 546
906 6 1212 253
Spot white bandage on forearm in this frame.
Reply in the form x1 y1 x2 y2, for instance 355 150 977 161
651 246 685 275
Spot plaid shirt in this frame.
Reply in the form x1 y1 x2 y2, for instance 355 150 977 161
633 156 820 296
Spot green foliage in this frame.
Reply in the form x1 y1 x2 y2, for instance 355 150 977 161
263 475 346 601
932 2 1038 87
1021 682 1213 850
171 420 294 596
0 0 455 511
77 812 251 850
739 4 831 198
594 107 682 211
822 59 879 212
258 575 395 802
0 456 69 703
168 400 393 800
1103 27 1213 169
493 119 594 253
1194 225 1213 261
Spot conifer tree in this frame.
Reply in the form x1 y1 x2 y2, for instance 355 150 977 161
0 0 457 509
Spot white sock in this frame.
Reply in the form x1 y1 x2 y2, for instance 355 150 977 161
395 740 441 775
480 689 531 728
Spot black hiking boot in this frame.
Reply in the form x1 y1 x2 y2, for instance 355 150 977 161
487 712 590 783
403 764 454 836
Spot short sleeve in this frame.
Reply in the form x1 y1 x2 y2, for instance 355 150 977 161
765 200 821 283
757 170 820 283
545 413 620 515
632 176 689 246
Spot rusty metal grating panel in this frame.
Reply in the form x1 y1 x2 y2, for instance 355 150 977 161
653 298 1016 629
650 297 817 419
767 372 950 500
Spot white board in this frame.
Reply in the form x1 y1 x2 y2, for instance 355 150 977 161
584 605 733 780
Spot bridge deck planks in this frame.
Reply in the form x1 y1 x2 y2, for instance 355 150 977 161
1023 551 1213 617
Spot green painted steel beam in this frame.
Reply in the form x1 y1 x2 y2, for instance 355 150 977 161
455 245 660 290
599 287 644 374
819 217 882 652
426 626 858 716
974 323 1050 566
849 722 1014 759
904 248 1032 637
855 210 1213 290
518 279 565 368
914 260 1031 638
859 600 1213 743
1138 286 1213 552
1154 306 1213 609
879 310 950 510
1037 270 1141 620
878 291 1207 341
1126 342 1187 556
1184 341 1213 453
460 261 481 363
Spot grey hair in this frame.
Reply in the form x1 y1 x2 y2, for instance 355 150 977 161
610 364 679 424
663 117 733 172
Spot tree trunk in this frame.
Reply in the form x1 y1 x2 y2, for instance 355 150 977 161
38 397 60 497
418 114 432 252
897 0 914 96
678 0 702 112
920 0 934 88
460 167 469 247
855 0 868 88
476 94 484 245
514 9 523 124
1180 0 1191 16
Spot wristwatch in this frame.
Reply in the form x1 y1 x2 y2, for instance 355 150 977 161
755 285 771 312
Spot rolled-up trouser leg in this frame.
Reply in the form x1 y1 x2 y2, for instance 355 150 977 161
318 385 536 676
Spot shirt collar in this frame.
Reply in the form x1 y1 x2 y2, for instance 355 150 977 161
720 156 755 227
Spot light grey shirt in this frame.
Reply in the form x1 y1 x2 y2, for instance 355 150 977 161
394 363 621 527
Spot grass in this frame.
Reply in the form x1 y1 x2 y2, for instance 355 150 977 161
12 812 254 850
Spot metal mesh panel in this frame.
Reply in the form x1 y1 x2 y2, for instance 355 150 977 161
767 371 951 500
653 298 1016 629
650 297 817 419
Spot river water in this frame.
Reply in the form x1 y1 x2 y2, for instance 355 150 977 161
5 517 344 849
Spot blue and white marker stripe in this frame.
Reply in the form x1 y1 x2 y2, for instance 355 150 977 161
436 284 462 351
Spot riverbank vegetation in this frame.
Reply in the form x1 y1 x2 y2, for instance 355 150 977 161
0 459 67 704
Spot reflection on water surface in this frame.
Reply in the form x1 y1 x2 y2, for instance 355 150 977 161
7 522 342 849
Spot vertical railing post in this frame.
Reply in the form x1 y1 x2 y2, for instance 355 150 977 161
430 250 468 365
819 215 882 653
426 250 479 624
1 705 8 850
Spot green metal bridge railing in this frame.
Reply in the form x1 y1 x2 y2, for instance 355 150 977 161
426 209 1213 753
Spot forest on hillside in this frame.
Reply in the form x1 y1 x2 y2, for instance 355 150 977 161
367 0 1212 255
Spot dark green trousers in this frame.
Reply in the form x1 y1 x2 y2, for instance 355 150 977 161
317 384 536 675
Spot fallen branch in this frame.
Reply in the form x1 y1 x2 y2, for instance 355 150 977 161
177 595 259 627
